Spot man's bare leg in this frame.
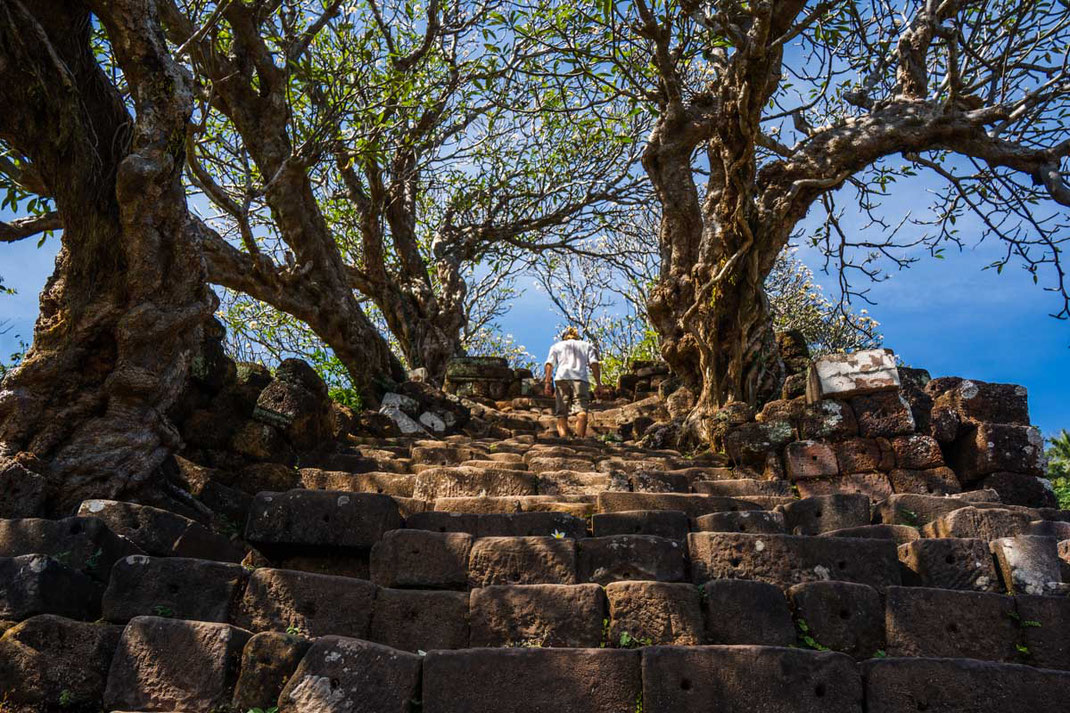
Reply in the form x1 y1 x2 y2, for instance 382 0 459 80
576 411 589 438
556 416 569 438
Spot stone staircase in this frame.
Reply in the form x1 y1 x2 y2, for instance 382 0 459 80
3 385 1070 712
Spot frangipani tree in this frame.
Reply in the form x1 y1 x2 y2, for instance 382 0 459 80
518 0 1070 440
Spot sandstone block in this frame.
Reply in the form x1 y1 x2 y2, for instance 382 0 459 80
0 554 101 620
467 536 576 587
0 515 141 581
784 441 839 480
643 645 863 713
76 499 243 562
863 657 1070 713
606 581 702 646
245 490 401 549
849 392 915 438
990 535 1067 596
0 615 121 712
788 581 885 659
833 438 895 474
890 434 944 469
237 567 376 637
412 466 537 500
370 529 472 589
897 538 1000 592
370 588 469 652
591 510 689 539
406 510 587 539
597 492 759 519
779 494 871 535
692 479 793 497
469 583 605 648
887 466 961 495
820 524 920 545
949 423 1045 481
980 472 1057 508
874 493 972 526
798 400 859 441
807 348 899 400
795 473 893 501
701 579 795 646
884 586 1018 662
231 632 310 712
577 535 687 584
688 532 901 589
0 460 46 518
922 506 1032 540
693 510 786 534
103 555 246 623
277 636 421 713
1016 594 1070 671
104 616 250 712
422 648 641 713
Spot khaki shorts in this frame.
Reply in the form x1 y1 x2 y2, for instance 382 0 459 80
554 379 591 416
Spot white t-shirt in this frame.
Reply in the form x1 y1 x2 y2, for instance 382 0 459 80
546 339 599 383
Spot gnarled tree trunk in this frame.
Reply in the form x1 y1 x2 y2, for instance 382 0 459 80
0 0 213 514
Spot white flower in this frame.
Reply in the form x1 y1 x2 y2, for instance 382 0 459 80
551 530 566 539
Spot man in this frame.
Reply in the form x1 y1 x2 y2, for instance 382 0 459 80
544 327 601 438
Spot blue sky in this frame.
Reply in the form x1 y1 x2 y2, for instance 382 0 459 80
2 205 1068 436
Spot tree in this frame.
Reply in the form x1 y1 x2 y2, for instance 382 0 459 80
0 0 214 512
170 0 644 386
520 0 1070 439
1045 429 1070 509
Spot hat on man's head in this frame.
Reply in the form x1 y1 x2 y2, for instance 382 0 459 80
561 326 580 340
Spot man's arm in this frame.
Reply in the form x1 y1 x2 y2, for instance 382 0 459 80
544 362 553 397
591 362 601 388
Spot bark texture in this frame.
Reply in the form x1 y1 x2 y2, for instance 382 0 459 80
0 0 213 513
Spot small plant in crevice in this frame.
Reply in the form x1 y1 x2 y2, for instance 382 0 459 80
795 618 829 652
618 630 653 649
152 605 174 618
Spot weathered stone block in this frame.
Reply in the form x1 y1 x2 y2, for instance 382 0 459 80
278 636 421 713
469 583 605 648
897 538 1000 592
0 554 101 620
788 581 885 659
370 529 472 589
237 567 376 637
850 392 915 438
0 615 121 712
922 506 1032 540
1016 594 1070 671
0 460 46 519
990 535 1066 596
422 648 641 713
784 441 839 480
370 588 469 652
887 466 961 495
688 532 901 589
981 471 1057 508
467 536 576 587
605 581 702 646
796 473 893 501
231 632 311 712
692 479 793 497
701 579 795 646
407 510 588 539
0 515 141 581
577 535 687 584
949 423 1045 481
693 510 786 534
102 555 246 623
884 586 1018 662
874 493 971 526
833 438 895 474
779 494 871 536
597 492 759 519
591 510 689 539
299 468 415 497
890 434 944 469
863 657 1070 713
798 400 859 441
245 490 401 549
412 466 537 500
76 499 243 562
724 420 796 465
104 616 250 712
643 645 863 713
821 524 919 545
807 349 899 400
